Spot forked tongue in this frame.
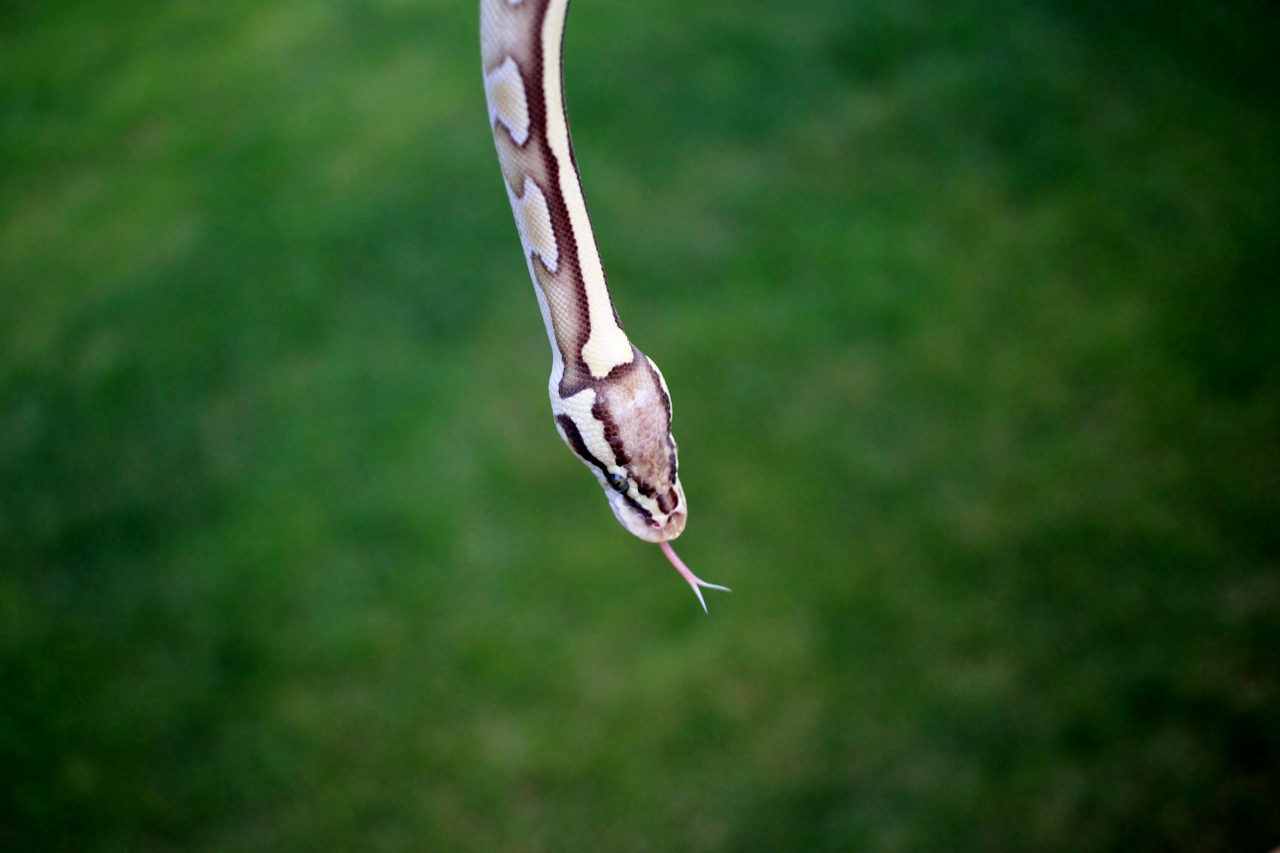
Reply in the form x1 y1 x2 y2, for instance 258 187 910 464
659 540 731 612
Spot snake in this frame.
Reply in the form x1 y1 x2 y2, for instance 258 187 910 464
480 0 729 610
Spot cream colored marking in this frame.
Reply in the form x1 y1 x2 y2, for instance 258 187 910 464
509 177 558 273
552 387 616 469
530 267 565 392
540 0 633 378
627 484 662 519
484 57 530 146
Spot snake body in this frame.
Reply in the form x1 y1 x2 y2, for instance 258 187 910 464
480 0 728 609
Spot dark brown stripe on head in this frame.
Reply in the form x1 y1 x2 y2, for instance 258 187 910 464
644 357 679 487
621 490 654 522
555 414 608 472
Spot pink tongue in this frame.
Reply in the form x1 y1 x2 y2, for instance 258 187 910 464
659 540 731 613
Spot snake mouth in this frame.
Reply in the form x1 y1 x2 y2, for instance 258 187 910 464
650 508 687 542
607 490 685 542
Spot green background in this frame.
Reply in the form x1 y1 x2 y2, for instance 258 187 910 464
3 0 1278 849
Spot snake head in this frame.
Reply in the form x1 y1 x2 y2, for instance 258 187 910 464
600 462 686 543
553 352 686 543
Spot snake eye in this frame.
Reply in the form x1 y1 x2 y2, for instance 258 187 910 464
606 471 629 493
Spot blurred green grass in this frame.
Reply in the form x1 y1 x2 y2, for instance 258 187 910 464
2 0 1278 850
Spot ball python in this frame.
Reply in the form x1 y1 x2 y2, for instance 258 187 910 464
480 0 729 610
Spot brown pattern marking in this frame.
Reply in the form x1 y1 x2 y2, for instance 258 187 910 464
590 350 682 515
483 0 617 398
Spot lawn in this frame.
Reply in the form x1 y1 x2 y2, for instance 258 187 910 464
2 0 1278 850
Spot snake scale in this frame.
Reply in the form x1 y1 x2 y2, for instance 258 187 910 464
480 0 729 610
